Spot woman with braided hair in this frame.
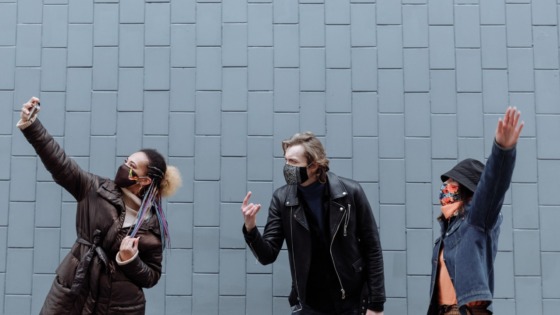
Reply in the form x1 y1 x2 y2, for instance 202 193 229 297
17 97 182 315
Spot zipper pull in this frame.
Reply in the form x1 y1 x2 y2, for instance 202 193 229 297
341 288 346 300
343 204 351 237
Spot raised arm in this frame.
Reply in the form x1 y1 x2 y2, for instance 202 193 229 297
241 190 285 265
18 97 92 201
469 107 524 229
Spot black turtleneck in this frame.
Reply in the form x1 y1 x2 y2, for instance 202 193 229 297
298 180 326 234
298 181 343 312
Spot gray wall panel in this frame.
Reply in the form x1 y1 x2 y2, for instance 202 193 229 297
3 2 558 314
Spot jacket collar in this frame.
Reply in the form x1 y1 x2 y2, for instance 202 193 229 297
326 172 349 200
283 172 349 207
438 209 466 236
97 178 126 214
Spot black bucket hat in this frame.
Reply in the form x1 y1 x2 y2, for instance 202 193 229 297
440 158 485 194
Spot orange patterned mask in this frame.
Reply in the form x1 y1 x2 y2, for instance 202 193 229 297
439 182 460 206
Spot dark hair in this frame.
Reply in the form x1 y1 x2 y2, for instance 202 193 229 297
458 184 474 203
140 149 167 185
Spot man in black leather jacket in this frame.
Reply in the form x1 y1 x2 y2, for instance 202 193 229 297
241 132 385 315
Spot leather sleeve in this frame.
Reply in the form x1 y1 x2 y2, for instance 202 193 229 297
118 233 163 288
352 182 386 310
243 190 286 265
20 119 92 201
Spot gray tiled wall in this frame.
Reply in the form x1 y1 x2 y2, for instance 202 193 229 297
2 1 559 314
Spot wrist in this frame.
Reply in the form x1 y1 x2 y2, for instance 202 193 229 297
494 138 515 151
245 223 255 232
17 117 36 130
118 251 130 261
116 250 139 265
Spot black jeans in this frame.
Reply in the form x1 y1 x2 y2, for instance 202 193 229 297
438 304 491 315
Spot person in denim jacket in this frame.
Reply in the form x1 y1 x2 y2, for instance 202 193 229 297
427 107 524 315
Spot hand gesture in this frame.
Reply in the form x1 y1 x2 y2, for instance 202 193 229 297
241 191 261 232
119 235 140 262
20 96 41 122
495 106 524 149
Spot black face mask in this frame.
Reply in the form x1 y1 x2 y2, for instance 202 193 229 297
283 164 309 185
114 164 137 188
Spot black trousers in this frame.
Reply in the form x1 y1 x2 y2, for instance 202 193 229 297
438 304 491 315
292 304 362 315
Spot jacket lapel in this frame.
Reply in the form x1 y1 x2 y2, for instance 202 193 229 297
97 179 125 214
285 184 309 230
329 202 346 238
326 173 349 238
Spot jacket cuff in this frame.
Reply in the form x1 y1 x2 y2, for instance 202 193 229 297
16 118 36 130
368 302 384 312
242 224 259 240
494 138 516 151
116 250 140 266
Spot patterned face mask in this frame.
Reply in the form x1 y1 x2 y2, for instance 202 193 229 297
283 164 309 185
439 182 460 206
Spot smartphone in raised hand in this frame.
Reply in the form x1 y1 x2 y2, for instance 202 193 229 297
28 101 40 120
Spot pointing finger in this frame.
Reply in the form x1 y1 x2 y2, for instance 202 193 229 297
242 191 252 208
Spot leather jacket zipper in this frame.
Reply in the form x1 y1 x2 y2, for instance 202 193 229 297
330 202 347 300
344 204 351 236
290 207 303 309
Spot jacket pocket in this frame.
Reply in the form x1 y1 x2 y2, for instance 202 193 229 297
41 275 76 313
110 280 145 309
352 258 364 273
444 225 462 250
55 252 80 288
443 220 463 249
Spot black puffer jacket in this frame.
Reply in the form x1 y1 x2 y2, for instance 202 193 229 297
22 120 163 315
243 172 385 312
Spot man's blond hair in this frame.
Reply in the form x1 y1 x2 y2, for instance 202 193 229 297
282 132 330 183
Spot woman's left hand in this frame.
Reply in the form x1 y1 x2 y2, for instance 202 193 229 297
367 310 383 315
119 235 140 261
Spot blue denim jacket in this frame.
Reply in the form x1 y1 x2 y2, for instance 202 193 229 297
427 141 516 314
